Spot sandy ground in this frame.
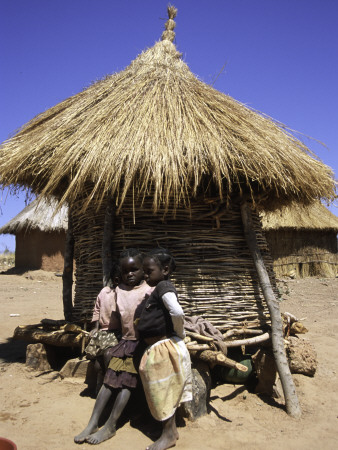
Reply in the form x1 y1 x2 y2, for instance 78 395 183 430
0 270 337 450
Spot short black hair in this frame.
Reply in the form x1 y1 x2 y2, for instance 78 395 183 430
119 248 144 262
147 248 176 273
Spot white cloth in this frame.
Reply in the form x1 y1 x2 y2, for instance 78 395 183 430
162 291 186 339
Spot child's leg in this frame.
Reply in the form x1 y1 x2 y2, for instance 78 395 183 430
94 357 105 395
147 413 178 450
86 387 132 444
74 384 113 443
103 347 113 370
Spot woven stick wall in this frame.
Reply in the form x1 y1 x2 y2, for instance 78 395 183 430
71 193 106 322
70 193 275 330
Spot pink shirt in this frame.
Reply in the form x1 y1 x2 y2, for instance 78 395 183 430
110 281 154 340
91 286 116 330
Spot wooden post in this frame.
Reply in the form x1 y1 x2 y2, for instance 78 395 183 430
62 210 74 322
102 200 113 287
240 200 301 418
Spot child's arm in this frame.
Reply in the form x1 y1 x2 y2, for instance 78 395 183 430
90 320 100 336
162 292 185 339
91 291 102 333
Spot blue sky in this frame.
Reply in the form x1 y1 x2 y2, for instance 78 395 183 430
1 0 337 252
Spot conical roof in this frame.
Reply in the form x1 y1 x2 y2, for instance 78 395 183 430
0 197 68 234
0 6 336 212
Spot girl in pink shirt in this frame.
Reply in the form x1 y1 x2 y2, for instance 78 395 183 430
75 249 153 445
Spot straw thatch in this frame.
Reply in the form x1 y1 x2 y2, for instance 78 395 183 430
0 197 68 234
260 202 338 231
261 203 338 278
0 6 336 213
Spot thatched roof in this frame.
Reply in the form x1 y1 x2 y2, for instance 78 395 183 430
0 197 68 234
0 6 336 212
261 202 338 232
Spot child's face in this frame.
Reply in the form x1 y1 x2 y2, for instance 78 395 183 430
143 256 169 287
120 256 144 287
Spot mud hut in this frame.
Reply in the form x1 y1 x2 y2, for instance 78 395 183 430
261 203 338 278
0 6 336 416
0 197 68 272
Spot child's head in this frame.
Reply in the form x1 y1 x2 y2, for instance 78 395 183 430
118 248 144 287
143 248 176 287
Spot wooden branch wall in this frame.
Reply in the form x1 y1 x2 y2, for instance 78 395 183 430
69 193 276 330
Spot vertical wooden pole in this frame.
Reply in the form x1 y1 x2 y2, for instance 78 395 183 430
240 200 301 418
102 200 113 287
62 210 74 322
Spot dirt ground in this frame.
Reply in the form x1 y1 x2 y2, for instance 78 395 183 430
0 270 337 450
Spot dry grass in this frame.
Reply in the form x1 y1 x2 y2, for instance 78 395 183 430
0 252 15 271
0 6 336 214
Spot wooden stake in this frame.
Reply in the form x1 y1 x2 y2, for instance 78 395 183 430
240 200 301 418
102 200 114 287
62 210 74 322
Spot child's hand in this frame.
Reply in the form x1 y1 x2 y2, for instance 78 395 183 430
90 321 99 336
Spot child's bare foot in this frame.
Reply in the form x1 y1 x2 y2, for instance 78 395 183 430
146 431 179 450
85 426 116 445
74 425 99 443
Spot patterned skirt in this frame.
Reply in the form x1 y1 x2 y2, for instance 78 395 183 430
139 336 192 421
103 339 139 389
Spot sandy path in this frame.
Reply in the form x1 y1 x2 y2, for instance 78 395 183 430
0 272 337 449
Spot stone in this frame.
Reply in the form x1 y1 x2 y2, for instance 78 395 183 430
286 336 317 377
178 361 211 421
59 357 96 383
26 343 56 371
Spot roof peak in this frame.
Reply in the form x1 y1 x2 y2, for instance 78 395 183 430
161 5 177 43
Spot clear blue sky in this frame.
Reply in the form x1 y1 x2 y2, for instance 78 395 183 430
1 0 337 252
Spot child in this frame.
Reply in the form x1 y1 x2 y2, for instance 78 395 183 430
74 248 153 445
137 248 192 450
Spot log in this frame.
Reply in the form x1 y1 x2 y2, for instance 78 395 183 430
240 200 301 418
224 332 271 347
223 329 264 339
102 200 114 287
186 340 198 346
186 344 211 351
13 325 87 348
190 349 248 372
62 211 74 322
185 331 214 342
